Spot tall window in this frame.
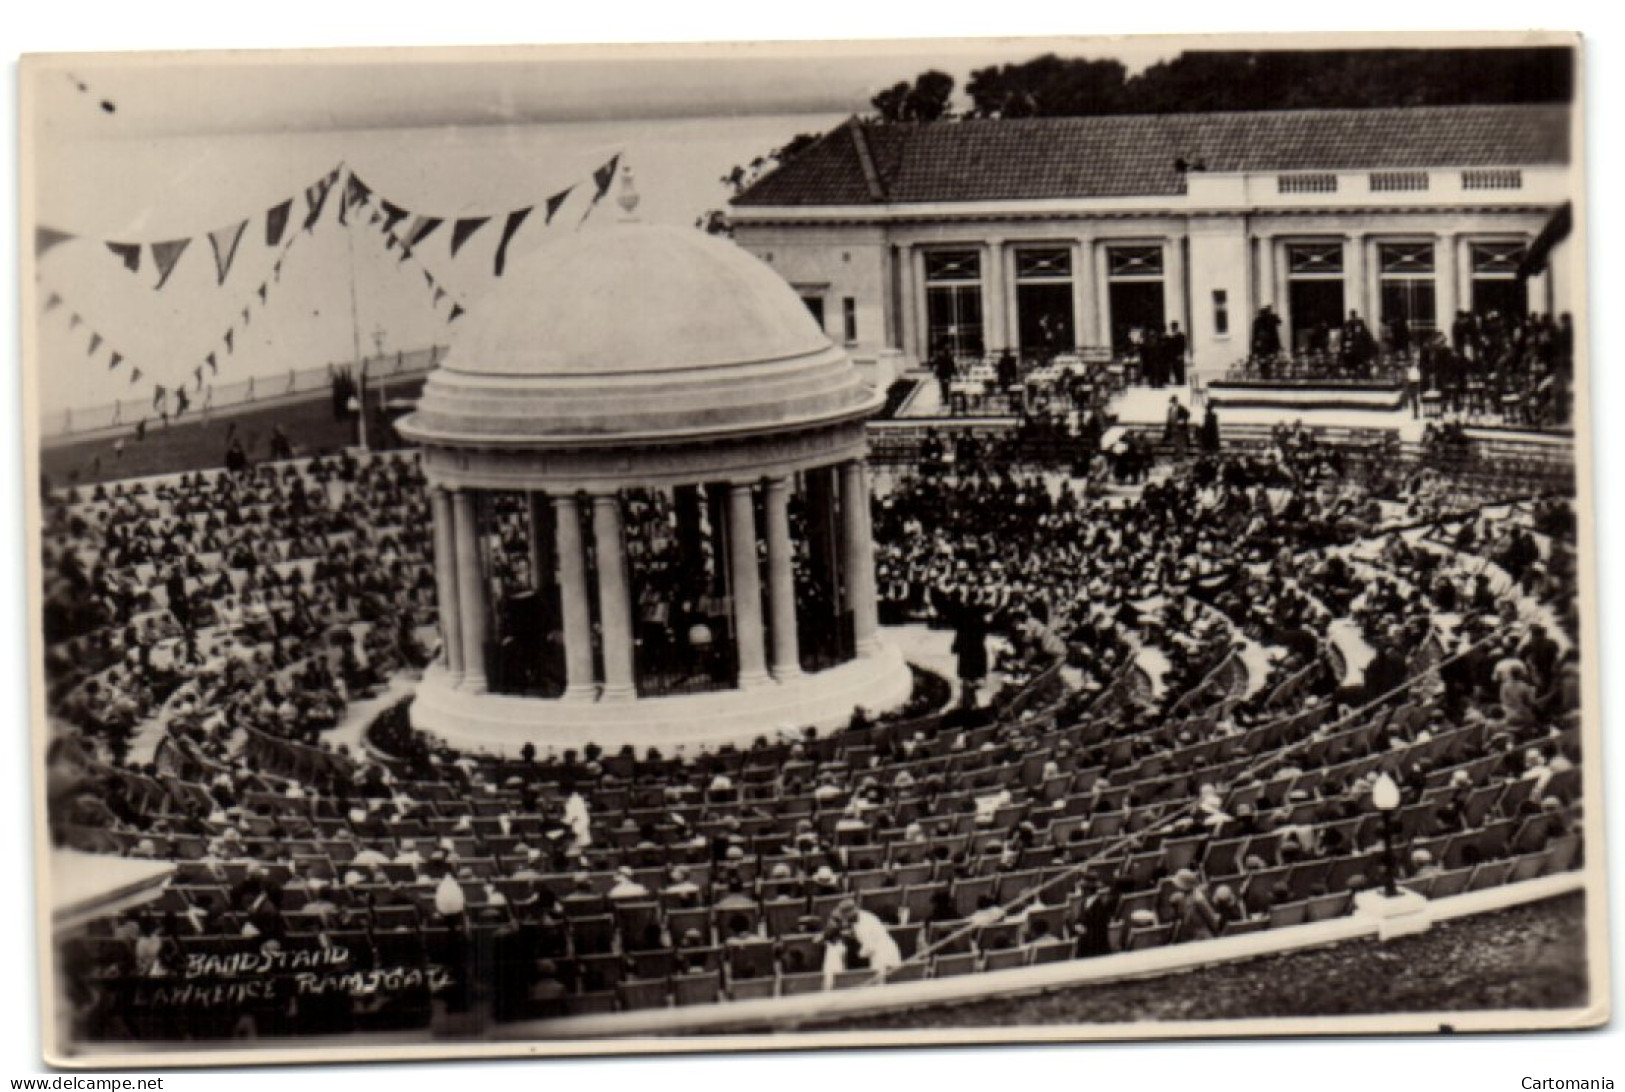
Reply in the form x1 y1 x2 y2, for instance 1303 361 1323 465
1013 246 1075 357
924 249 984 358
1285 240 1346 351
842 297 858 344
1105 244 1165 352
1212 289 1230 337
1378 241 1437 339
1470 241 1529 319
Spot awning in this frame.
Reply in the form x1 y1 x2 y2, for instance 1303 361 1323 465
51 849 174 933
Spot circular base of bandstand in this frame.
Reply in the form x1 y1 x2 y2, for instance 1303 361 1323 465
408 640 915 758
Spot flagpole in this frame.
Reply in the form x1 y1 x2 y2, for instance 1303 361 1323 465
342 166 369 452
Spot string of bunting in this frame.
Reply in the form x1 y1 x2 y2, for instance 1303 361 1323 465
35 165 342 432
35 151 622 437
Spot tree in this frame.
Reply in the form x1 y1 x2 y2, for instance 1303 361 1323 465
870 69 956 122
966 55 1128 118
699 130 827 235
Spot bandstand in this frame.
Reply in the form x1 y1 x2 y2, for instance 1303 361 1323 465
397 184 914 755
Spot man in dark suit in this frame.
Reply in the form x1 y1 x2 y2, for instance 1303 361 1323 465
1166 322 1189 386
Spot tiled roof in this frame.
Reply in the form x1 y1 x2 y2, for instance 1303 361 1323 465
732 104 1571 207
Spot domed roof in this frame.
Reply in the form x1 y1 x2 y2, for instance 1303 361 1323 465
401 221 881 445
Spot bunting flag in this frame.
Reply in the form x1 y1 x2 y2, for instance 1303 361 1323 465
107 242 141 273
346 174 373 208
152 385 166 409
379 200 408 235
68 313 83 331
175 388 190 417
241 305 251 327
108 352 123 371
578 154 621 224
44 292 63 313
88 332 103 356
150 238 191 290
208 220 249 286
273 258 284 282
493 207 532 277
544 186 574 225
224 329 235 354
433 287 446 306
448 304 466 322
207 352 218 375
384 234 398 252
336 183 349 227
302 178 333 232
401 216 443 259
130 368 142 385
37 226 74 257
449 216 489 257
194 365 204 391
257 283 267 304
266 200 292 247
423 268 435 289
369 210 382 227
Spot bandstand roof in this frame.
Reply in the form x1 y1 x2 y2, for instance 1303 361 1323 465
400 221 881 447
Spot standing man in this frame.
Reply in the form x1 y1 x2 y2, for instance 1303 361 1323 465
1166 321 1189 386
951 600 989 710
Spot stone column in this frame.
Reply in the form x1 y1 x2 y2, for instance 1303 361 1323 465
895 244 915 359
763 475 802 681
591 493 637 702
552 494 596 701
527 491 553 592
1071 240 1096 349
430 485 464 682
1435 232 1458 335
451 489 488 693
1165 235 1189 336
840 460 881 657
727 482 771 689
1255 233 1276 312
982 237 1006 355
1346 232 1368 325
1093 243 1114 351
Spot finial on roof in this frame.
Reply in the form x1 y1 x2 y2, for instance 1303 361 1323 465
616 166 640 219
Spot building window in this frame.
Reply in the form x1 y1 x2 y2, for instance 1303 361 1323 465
1213 289 1229 337
1369 171 1429 193
842 297 858 344
1461 169 1523 191
1378 241 1437 339
1014 246 1075 357
924 248 984 357
1105 244 1166 352
1285 241 1347 352
1469 240 1530 318
800 294 826 330
1277 173 1338 194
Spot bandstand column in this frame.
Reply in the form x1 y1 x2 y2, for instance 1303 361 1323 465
840 459 881 656
727 482 772 688
552 494 596 701
451 488 488 692
591 493 638 702
526 491 553 592
429 485 464 682
763 475 802 681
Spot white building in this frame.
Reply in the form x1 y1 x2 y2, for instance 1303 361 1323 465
729 104 1577 382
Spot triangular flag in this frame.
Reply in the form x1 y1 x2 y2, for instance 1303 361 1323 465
130 368 142 385
369 210 382 227
266 200 292 247
257 283 267 304
423 268 435 288
448 304 466 322
273 258 283 282
153 385 167 409
346 174 373 207
493 207 532 277
384 234 399 252
87 332 103 356
449 217 490 257
545 187 574 224
150 238 191 290
208 220 248 285
36 225 74 258
433 287 446 305
175 388 190 417
36 226 74 257
336 180 349 226
400 216 442 258
108 352 123 371
107 242 141 273
303 178 332 232
43 292 63 312
194 365 204 391
207 352 218 375
379 200 408 235
579 154 621 224
68 313 82 331
241 305 251 327
225 329 235 354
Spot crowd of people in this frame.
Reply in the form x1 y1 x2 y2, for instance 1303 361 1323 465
41 421 1585 1039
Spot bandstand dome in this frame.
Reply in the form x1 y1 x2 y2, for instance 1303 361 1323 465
397 200 913 758
406 222 881 443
